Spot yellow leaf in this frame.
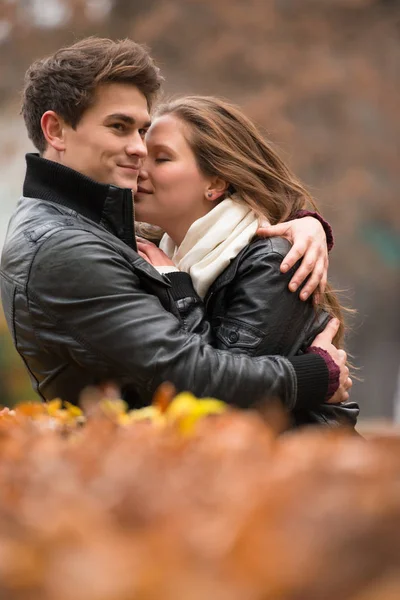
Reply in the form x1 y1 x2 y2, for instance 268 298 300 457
165 392 197 420
100 399 128 417
166 393 228 435
46 399 62 417
125 406 165 426
64 402 83 418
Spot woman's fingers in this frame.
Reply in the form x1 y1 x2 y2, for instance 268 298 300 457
288 250 317 291
136 236 156 246
285 242 328 300
137 242 155 257
319 257 329 295
298 254 326 300
137 241 175 267
138 250 150 261
312 318 340 346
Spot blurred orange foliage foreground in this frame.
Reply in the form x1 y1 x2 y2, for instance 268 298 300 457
0 388 399 600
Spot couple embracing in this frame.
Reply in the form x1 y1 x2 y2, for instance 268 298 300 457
0 37 357 428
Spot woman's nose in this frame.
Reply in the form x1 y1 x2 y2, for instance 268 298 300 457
138 164 149 181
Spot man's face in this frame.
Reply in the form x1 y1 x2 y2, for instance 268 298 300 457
59 83 151 191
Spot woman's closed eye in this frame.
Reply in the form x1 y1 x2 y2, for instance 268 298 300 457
155 157 170 163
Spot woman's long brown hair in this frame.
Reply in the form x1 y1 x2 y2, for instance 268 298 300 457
150 96 348 347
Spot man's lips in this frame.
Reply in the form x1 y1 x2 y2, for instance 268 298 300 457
118 164 140 172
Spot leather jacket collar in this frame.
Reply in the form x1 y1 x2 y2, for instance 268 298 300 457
23 153 137 250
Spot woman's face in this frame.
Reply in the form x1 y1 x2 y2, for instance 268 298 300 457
135 114 213 235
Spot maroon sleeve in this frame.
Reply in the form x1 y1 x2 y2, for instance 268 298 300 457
305 346 340 401
294 210 334 252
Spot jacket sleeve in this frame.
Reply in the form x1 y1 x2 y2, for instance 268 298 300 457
26 228 314 410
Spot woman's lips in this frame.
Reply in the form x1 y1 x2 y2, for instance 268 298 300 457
136 185 152 194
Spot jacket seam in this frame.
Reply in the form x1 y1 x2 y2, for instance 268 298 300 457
0 271 17 286
39 363 70 391
8 285 17 346
215 316 266 340
286 360 297 410
8 284 43 398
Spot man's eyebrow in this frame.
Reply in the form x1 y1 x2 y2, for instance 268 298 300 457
106 113 152 128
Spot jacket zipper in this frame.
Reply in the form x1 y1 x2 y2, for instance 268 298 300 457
123 189 137 252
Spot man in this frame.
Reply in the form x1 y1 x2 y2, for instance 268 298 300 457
0 37 351 410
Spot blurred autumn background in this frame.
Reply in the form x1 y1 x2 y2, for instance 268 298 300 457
0 0 398 417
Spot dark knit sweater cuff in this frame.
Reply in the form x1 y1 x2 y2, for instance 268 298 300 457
295 210 334 252
288 353 329 409
306 346 340 401
165 271 198 301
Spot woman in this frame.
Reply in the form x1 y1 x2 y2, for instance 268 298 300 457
135 96 358 426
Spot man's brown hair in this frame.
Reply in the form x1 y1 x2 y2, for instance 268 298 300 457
21 37 163 154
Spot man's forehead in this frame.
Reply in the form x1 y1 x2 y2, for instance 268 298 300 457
92 83 150 121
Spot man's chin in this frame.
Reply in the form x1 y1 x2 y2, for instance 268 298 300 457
113 179 138 192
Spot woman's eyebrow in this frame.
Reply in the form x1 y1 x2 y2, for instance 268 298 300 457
151 143 174 153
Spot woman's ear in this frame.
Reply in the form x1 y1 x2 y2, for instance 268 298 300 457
41 111 67 152
205 177 229 202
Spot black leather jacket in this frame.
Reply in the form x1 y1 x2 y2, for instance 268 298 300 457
202 237 359 427
0 154 330 409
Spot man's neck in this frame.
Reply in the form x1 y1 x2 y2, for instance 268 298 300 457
43 147 63 164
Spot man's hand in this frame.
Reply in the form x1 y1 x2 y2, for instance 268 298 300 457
257 216 328 300
136 238 175 268
310 319 352 404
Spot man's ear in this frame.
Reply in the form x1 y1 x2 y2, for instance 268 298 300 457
205 176 229 202
41 111 67 152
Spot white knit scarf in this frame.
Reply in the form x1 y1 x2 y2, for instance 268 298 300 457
159 196 267 299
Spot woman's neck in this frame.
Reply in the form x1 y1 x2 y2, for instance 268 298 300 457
162 221 191 247
162 223 189 247
162 205 216 247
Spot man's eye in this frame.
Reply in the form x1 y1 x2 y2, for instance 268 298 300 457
139 128 149 137
111 123 125 132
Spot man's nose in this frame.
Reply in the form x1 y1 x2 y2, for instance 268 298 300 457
126 133 147 158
